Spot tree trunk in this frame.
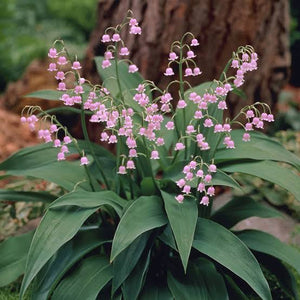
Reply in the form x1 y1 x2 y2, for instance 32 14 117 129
83 0 290 117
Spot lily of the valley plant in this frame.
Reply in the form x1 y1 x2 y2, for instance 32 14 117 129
0 11 300 300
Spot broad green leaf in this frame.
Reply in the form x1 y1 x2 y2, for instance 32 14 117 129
167 258 228 300
31 228 112 300
158 224 177 251
112 232 150 294
50 190 126 217
24 89 64 101
111 196 167 261
221 160 300 202
211 169 241 190
122 247 151 300
0 190 56 203
193 218 271 300
95 56 147 112
20 190 122 297
0 141 115 191
139 282 173 300
236 230 300 274
161 191 197 271
51 255 112 300
231 88 247 99
216 130 300 170
211 196 281 228
0 231 34 287
224 274 248 300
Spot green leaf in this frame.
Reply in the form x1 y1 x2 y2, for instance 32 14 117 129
122 247 151 300
221 160 300 202
139 282 173 300
223 274 249 300
50 190 126 217
0 189 56 203
161 191 197 272
111 196 167 261
211 196 281 228
51 255 112 300
211 169 241 190
95 56 148 112
231 88 247 100
236 230 300 274
31 228 111 300
20 190 122 297
167 258 229 300
112 232 150 294
24 89 63 101
193 218 271 300
216 130 300 170
0 231 34 287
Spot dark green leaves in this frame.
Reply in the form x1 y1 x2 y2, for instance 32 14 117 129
0 231 34 287
24 90 64 101
51 255 112 300
211 196 281 228
111 196 167 261
0 189 56 203
193 218 271 300
161 191 197 271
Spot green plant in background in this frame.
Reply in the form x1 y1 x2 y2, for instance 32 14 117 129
0 11 300 300
0 0 97 91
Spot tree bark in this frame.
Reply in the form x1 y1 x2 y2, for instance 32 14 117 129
83 0 290 117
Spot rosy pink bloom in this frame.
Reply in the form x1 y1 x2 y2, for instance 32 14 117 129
190 38 199 46
200 196 209 206
169 52 178 61
256 120 264 129
252 117 260 125
79 77 85 84
71 61 81 70
108 135 117 143
242 133 251 142
267 114 274 122
185 172 193 181
204 118 213 128
118 166 127 174
57 82 66 91
225 140 235 149
80 156 89 165
246 110 255 118
48 63 57 72
111 33 121 42
126 160 135 169
104 51 114 60
208 164 217 173
197 182 205 192
186 125 195 134
20 116 27 123
50 124 58 133
245 123 253 131
177 100 187 109
176 179 186 188
224 83 232 92
193 67 202 76
204 174 212 183
57 56 67 65
214 124 223 133
175 194 184 203
129 64 138 73
126 137 137 148
165 121 174 130
183 185 191 194
57 152 65 161
156 137 165 146
53 139 61 147
129 149 137 157
130 25 142 35
223 123 231 132
231 59 239 68
184 68 193 76
261 112 268 121
150 150 159 160
242 53 249 61
129 18 138 26
196 169 204 178
187 50 196 58
175 143 185 151
207 186 215 196
164 67 174 76
189 161 197 169
101 34 110 43
102 59 111 69
74 85 84 94
48 48 57 58
218 101 227 110
55 71 65 80
119 47 129 56
194 110 203 119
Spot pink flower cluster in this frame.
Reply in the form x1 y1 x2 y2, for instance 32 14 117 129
175 161 217 206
